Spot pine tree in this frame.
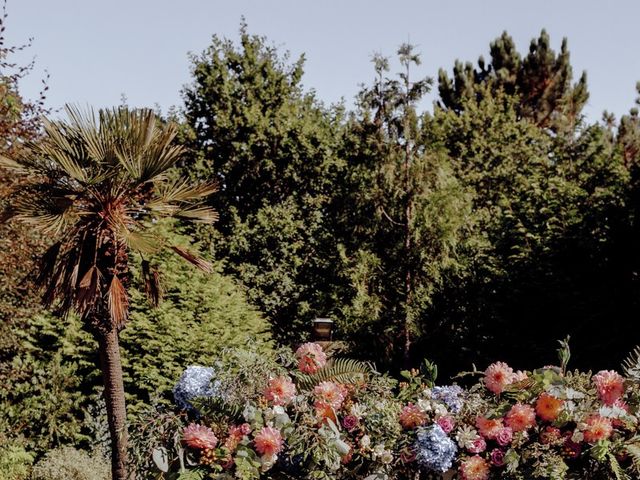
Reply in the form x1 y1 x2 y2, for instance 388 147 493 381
337 45 473 367
438 30 588 134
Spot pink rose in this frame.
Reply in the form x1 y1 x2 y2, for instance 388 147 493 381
496 427 513 446
437 415 455 434
490 448 505 466
467 437 487 454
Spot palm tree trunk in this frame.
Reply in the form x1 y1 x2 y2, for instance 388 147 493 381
97 325 129 480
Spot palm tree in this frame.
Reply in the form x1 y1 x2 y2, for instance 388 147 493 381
0 106 218 480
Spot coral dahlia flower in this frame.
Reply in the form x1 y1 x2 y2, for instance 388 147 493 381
582 415 613 443
460 455 490 480
505 403 536 432
484 362 515 395
264 376 296 405
254 426 284 456
295 342 327 374
536 393 564 422
476 416 503 440
182 423 218 450
593 370 625 406
399 403 427 429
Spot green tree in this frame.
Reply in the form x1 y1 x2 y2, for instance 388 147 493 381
428 76 633 373
182 24 344 344
0 0 49 388
336 46 474 367
1 106 218 480
438 30 588 134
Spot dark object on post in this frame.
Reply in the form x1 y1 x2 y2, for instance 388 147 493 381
312 318 333 341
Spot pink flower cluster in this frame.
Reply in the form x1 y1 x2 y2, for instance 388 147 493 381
313 381 346 409
295 342 327 374
483 362 515 394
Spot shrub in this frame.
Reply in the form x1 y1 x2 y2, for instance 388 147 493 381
31 446 110 480
0 442 34 480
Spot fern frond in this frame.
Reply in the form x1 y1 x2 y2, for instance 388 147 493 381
190 396 243 421
294 358 374 390
625 442 640 474
622 346 640 381
608 452 630 480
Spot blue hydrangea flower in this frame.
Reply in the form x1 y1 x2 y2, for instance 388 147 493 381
414 424 457 473
431 385 464 413
173 365 220 413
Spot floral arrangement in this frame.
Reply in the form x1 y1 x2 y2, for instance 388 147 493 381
151 342 640 480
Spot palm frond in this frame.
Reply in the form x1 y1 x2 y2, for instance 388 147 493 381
174 206 219 224
170 246 213 273
76 265 103 314
108 275 129 329
141 260 162 307
294 358 374 390
152 178 219 203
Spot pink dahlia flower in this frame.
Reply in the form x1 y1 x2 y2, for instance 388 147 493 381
495 427 513 446
460 455 490 480
254 426 284 456
295 342 327 374
264 376 296 405
313 381 346 409
399 403 427 429
505 403 536 432
467 437 486 454
182 423 218 450
342 414 359 431
437 415 456 434
490 448 505 467
582 415 613 443
593 370 625 406
476 416 503 440
484 362 515 395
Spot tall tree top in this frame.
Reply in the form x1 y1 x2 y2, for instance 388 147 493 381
438 30 588 134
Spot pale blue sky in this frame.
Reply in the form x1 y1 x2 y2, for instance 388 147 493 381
5 0 640 122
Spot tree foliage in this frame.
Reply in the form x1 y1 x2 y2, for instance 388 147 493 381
182 24 345 345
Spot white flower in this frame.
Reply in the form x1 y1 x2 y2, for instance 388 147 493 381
260 453 278 471
417 399 432 412
571 430 584 443
433 404 448 417
350 403 366 419
455 425 480 449
243 404 257 422
360 435 371 448
380 451 393 464
372 444 386 459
